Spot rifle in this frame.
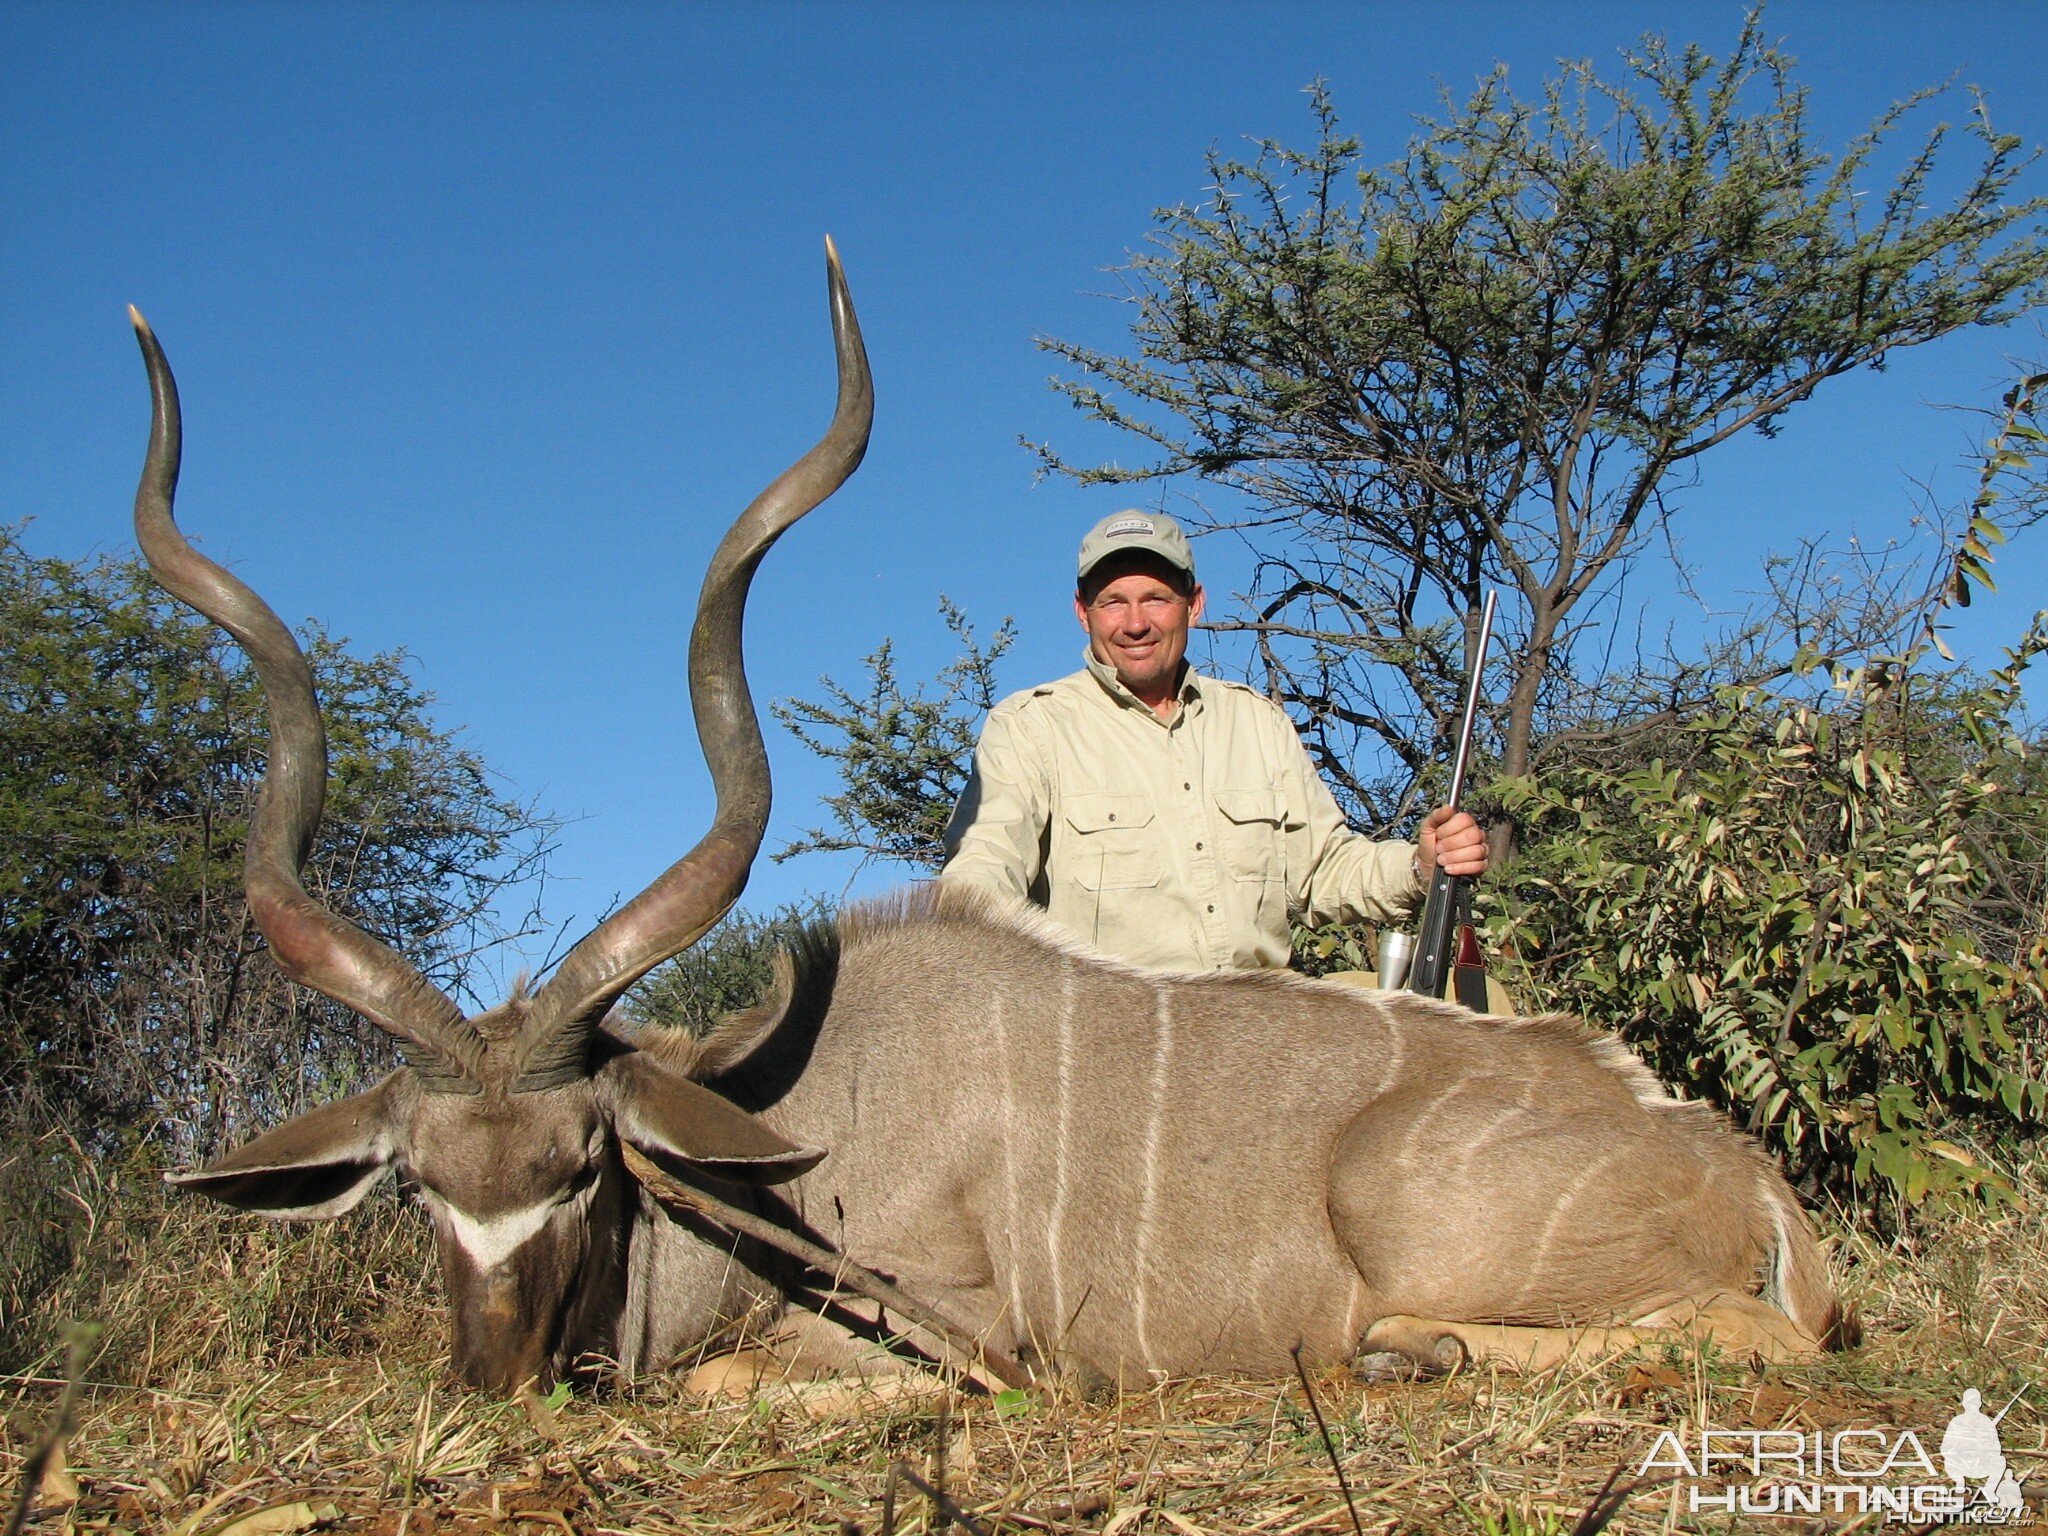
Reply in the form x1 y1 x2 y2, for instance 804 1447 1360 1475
1404 590 1497 1000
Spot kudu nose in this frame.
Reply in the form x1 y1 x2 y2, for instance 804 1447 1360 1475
449 1278 555 1395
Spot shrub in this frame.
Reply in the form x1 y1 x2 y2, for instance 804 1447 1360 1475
1493 629 2048 1212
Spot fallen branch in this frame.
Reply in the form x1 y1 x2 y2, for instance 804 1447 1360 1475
888 1461 992 1536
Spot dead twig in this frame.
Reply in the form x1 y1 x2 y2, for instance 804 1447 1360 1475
1288 1342 1362 1536
994 1492 1112 1530
1569 1459 1633 1535
888 1461 992 1536
3 1324 96 1536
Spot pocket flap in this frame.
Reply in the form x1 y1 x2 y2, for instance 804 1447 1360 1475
1063 793 1154 834
1216 787 1282 826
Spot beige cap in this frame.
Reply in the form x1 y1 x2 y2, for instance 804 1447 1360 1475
1077 510 1195 583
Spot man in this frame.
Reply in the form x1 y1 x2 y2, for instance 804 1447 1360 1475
940 510 1489 972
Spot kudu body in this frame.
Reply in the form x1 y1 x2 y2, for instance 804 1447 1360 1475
139 252 1849 1396
628 888 1853 1386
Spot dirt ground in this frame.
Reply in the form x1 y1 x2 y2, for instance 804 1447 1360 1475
4 1163 2042 1535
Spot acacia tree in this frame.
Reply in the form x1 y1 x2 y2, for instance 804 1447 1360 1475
1035 17 2048 838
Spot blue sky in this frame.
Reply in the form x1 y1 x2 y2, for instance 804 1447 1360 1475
6 2 2046 992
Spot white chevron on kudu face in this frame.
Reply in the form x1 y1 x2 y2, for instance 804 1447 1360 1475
429 1193 560 1273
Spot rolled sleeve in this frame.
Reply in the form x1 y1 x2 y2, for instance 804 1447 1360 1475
940 702 1049 903
1287 750 1425 928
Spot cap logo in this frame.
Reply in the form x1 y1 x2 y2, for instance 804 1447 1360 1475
1103 516 1156 539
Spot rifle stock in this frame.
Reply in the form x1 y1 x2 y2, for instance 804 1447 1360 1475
1406 863 1463 1000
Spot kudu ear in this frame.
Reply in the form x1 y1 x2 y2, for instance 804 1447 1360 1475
168 1074 405 1219
601 1053 824 1186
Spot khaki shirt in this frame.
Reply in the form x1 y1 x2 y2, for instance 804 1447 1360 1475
940 654 1423 971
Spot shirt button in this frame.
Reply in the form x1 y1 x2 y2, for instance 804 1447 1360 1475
1207 904 1216 914
1195 842 1204 851
1183 782 1191 790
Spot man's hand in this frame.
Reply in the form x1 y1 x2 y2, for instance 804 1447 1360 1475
1418 807 1489 880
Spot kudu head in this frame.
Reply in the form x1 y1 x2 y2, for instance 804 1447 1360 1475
134 244 871 1394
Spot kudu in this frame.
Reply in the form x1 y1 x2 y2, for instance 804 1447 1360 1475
140 249 1852 1399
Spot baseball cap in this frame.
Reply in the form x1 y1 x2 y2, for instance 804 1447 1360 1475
1077 510 1195 583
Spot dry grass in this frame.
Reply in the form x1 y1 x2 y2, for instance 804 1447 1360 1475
3 1162 2044 1535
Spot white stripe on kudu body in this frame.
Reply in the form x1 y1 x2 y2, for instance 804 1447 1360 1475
1046 959 1078 1339
1392 1080 1467 1171
990 989 1028 1340
1132 983 1175 1372
1514 1149 1617 1309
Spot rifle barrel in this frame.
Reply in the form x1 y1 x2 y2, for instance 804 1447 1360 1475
1443 590 1496 813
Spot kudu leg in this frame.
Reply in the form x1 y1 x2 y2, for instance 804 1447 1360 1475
1325 1076 1828 1374
686 1344 960 1416
1357 1292 1821 1377
685 1300 1010 1415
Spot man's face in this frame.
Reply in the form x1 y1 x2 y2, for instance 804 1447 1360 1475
1075 554 1204 705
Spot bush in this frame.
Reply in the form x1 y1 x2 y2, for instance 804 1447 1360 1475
1493 629 2048 1213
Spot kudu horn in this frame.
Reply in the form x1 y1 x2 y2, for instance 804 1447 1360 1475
515 239 874 1089
128 305 485 1090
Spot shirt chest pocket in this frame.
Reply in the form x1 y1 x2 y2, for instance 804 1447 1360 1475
1215 786 1285 884
1062 793 1161 891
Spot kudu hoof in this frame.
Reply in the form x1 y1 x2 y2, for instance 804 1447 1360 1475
1349 1351 1424 1384
1355 1316 1470 1379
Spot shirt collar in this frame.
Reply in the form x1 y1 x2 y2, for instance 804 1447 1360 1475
1082 649 1205 719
